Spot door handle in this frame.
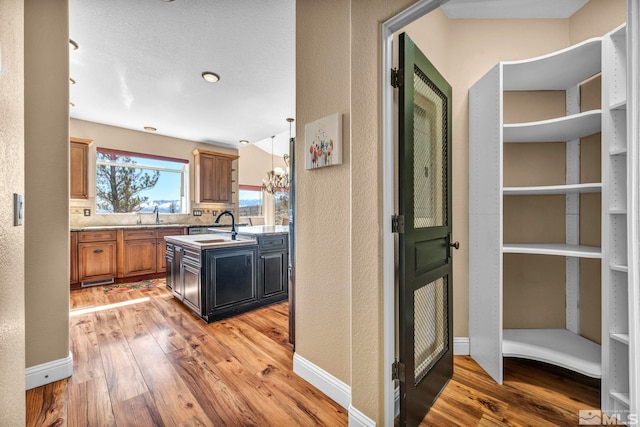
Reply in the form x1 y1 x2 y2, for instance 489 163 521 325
450 241 460 250
93 249 104 253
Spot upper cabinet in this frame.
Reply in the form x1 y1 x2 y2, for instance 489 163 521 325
193 149 238 204
70 137 92 199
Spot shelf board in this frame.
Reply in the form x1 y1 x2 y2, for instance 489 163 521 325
503 329 601 378
502 37 602 90
503 110 601 143
608 208 627 215
609 147 628 156
503 243 602 258
609 99 627 110
610 263 628 273
503 183 601 196
610 392 630 407
610 333 630 345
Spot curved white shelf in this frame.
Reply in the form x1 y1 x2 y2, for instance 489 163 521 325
503 183 602 196
611 333 630 345
610 99 627 110
503 329 601 378
610 392 630 407
503 110 601 143
610 263 629 273
502 37 602 90
503 243 602 258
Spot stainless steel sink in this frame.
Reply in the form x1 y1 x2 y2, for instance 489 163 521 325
194 239 227 244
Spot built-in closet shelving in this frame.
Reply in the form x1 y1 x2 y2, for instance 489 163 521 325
601 24 636 421
469 23 637 422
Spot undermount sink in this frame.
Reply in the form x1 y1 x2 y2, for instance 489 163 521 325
194 239 227 244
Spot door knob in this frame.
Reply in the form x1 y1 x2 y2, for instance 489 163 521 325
450 241 460 250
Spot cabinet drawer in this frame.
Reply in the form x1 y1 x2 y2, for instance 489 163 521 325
182 247 201 265
78 230 117 242
258 235 287 252
124 229 156 240
156 227 185 238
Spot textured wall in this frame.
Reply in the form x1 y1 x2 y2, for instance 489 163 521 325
25 0 71 368
0 0 26 422
295 0 352 385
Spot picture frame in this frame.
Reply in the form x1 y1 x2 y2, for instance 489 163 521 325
304 113 342 169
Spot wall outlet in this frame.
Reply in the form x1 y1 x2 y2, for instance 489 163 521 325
83 209 91 216
193 209 202 216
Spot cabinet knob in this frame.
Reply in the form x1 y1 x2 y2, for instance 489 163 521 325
450 241 460 250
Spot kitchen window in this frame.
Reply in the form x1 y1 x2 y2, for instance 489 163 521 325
239 185 263 217
95 148 189 214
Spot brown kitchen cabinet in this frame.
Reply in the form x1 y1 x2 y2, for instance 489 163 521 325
70 231 78 287
193 149 238 203
77 230 117 285
156 228 185 273
70 137 92 199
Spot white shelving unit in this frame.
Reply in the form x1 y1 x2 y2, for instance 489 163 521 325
469 35 604 385
601 24 637 422
470 23 638 420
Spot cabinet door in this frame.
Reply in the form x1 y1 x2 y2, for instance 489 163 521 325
157 239 167 273
78 241 116 283
200 154 216 203
214 156 232 203
172 247 184 299
165 243 174 291
260 251 287 298
70 232 78 286
70 141 89 199
122 239 157 277
183 261 202 314
208 249 256 309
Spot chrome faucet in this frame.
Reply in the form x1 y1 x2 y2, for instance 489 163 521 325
153 205 160 224
215 210 237 240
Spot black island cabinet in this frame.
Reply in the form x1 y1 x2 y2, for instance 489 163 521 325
165 229 288 323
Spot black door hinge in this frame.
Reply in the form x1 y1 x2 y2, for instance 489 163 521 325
392 214 405 234
391 68 403 88
392 359 405 382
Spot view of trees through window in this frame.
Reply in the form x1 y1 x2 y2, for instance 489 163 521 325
275 192 289 225
96 150 188 214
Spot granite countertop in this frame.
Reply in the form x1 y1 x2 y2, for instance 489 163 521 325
209 225 289 236
164 233 257 250
70 223 242 232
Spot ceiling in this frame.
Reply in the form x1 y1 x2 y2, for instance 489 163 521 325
68 0 589 157
68 0 295 155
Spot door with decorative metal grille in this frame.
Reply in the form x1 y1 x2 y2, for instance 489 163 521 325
397 32 455 427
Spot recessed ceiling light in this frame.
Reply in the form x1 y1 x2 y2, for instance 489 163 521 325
69 78 76 85
69 39 79 50
144 126 157 132
239 140 249 145
202 72 220 83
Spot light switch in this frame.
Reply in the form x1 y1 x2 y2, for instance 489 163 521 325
14 193 22 226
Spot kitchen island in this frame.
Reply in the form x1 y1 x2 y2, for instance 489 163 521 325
165 226 288 323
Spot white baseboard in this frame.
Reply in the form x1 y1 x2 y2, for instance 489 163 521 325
454 337 470 355
25 352 73 390
293 352 351 410
348 404 377 427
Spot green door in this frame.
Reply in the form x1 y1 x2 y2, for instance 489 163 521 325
397 32 454 427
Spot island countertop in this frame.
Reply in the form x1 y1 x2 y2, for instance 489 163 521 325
164 233 257 250
208 225 289 236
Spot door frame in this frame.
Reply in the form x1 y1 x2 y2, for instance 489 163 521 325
381 1 449 424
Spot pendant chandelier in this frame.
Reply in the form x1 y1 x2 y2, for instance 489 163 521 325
262 118 293 195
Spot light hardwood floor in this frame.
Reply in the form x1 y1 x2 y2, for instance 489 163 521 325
26 283 600 426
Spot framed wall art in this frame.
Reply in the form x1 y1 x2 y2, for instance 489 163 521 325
304 113 342 169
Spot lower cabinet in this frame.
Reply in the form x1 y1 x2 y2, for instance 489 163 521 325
183 259 202 313
208 248 257 309
78 241 117 284
259 251 287 298
122 239 157 277
70 232 78 287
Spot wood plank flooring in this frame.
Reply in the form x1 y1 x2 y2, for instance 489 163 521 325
26 283 600 426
